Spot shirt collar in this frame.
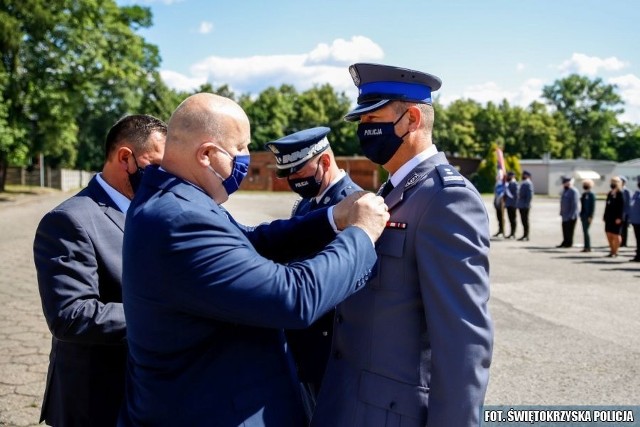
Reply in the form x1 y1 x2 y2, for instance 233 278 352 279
388 145 438 187
315 170 346 203
95 173 131 213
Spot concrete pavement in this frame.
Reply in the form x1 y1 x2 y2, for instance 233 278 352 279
0 189 638 426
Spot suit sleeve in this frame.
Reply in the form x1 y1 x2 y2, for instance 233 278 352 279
33 210 126 344
415 187 493 427
157 209 375 329
244 208 336 262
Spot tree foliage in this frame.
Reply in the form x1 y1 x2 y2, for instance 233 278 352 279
0 0 164 189
1 1 639 192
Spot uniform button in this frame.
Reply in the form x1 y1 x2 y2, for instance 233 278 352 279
333 350 342 360
336 314 343 324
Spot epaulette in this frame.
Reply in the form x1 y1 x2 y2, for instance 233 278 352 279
290 199 301 217
436 165 466 187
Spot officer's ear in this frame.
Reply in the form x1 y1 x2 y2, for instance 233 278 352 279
406 105 422 132
319 153 330 169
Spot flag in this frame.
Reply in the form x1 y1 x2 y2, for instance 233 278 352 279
496 147 507 184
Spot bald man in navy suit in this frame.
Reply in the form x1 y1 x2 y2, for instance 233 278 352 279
119 93 389 427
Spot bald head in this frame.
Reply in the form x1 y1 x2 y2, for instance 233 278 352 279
162 93 251 203
165 93 249 153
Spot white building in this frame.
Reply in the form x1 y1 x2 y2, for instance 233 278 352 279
519 157 640 196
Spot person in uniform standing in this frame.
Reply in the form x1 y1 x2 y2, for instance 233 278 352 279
517 170 533 241
629 176 640 262
312 63 493 427
265 127 362 414
504 171 518 238
492 179 506 238
33 114 167 426
619 175 631 247
557 175 580 248
579 179 596 252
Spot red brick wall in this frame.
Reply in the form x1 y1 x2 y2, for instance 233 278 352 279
240 152 479 192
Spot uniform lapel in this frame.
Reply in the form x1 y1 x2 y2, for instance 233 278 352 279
385 152 449 212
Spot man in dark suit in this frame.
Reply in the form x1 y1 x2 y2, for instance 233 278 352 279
33 114 167 426
312 63 493 427
265 127 362 413
119 93 389 427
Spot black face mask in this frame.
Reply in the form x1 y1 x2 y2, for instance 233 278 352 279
287 159 325 199
356 110 409 165
583 185 590 190
610 184 617 190
128 154 144 194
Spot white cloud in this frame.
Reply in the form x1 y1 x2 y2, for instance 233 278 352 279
198 21 213 34
161 36 384 98
609 74 640 124
160 70 207 92
557 53 627 76
516 63 526 72
462 82 517 104
440 79 545 110
306 36 384 66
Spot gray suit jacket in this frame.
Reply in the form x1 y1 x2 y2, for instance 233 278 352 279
33 176 127 427
312 152 493 427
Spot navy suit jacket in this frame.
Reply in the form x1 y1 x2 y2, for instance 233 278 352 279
33 176 127 427
119 166 376 426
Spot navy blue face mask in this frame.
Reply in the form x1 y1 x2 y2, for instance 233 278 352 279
209 145 250 196
357 110 409 165
287 159 325 199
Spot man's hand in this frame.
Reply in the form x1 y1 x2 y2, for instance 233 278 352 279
333 191 389 243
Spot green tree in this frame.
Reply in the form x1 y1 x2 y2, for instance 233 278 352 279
244 85 298 151
613 122 640 162
542 74 623 160
436 99 482 157
0 0 165 188
290 84 357 156
474 143 502 193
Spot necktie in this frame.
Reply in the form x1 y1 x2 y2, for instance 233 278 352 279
379 180 394 198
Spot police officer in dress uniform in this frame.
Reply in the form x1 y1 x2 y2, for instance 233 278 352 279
517 170 534 241
311 63 493 427
504 171 518 238
265 127 362 418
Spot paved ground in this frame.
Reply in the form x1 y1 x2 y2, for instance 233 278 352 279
0 189 638 426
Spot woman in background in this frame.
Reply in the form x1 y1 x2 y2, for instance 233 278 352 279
603 176 625 257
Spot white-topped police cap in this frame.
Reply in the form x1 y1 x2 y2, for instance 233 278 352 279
264 127 331 177
345 63 442 122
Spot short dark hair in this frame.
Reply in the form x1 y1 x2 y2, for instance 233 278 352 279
104 114 167 160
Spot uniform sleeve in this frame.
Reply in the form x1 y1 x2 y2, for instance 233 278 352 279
415 187 493 427
33 210 126 344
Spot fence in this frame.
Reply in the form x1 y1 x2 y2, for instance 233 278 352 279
6 167 95 192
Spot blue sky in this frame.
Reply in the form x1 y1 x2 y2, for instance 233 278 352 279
119 0 640 124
